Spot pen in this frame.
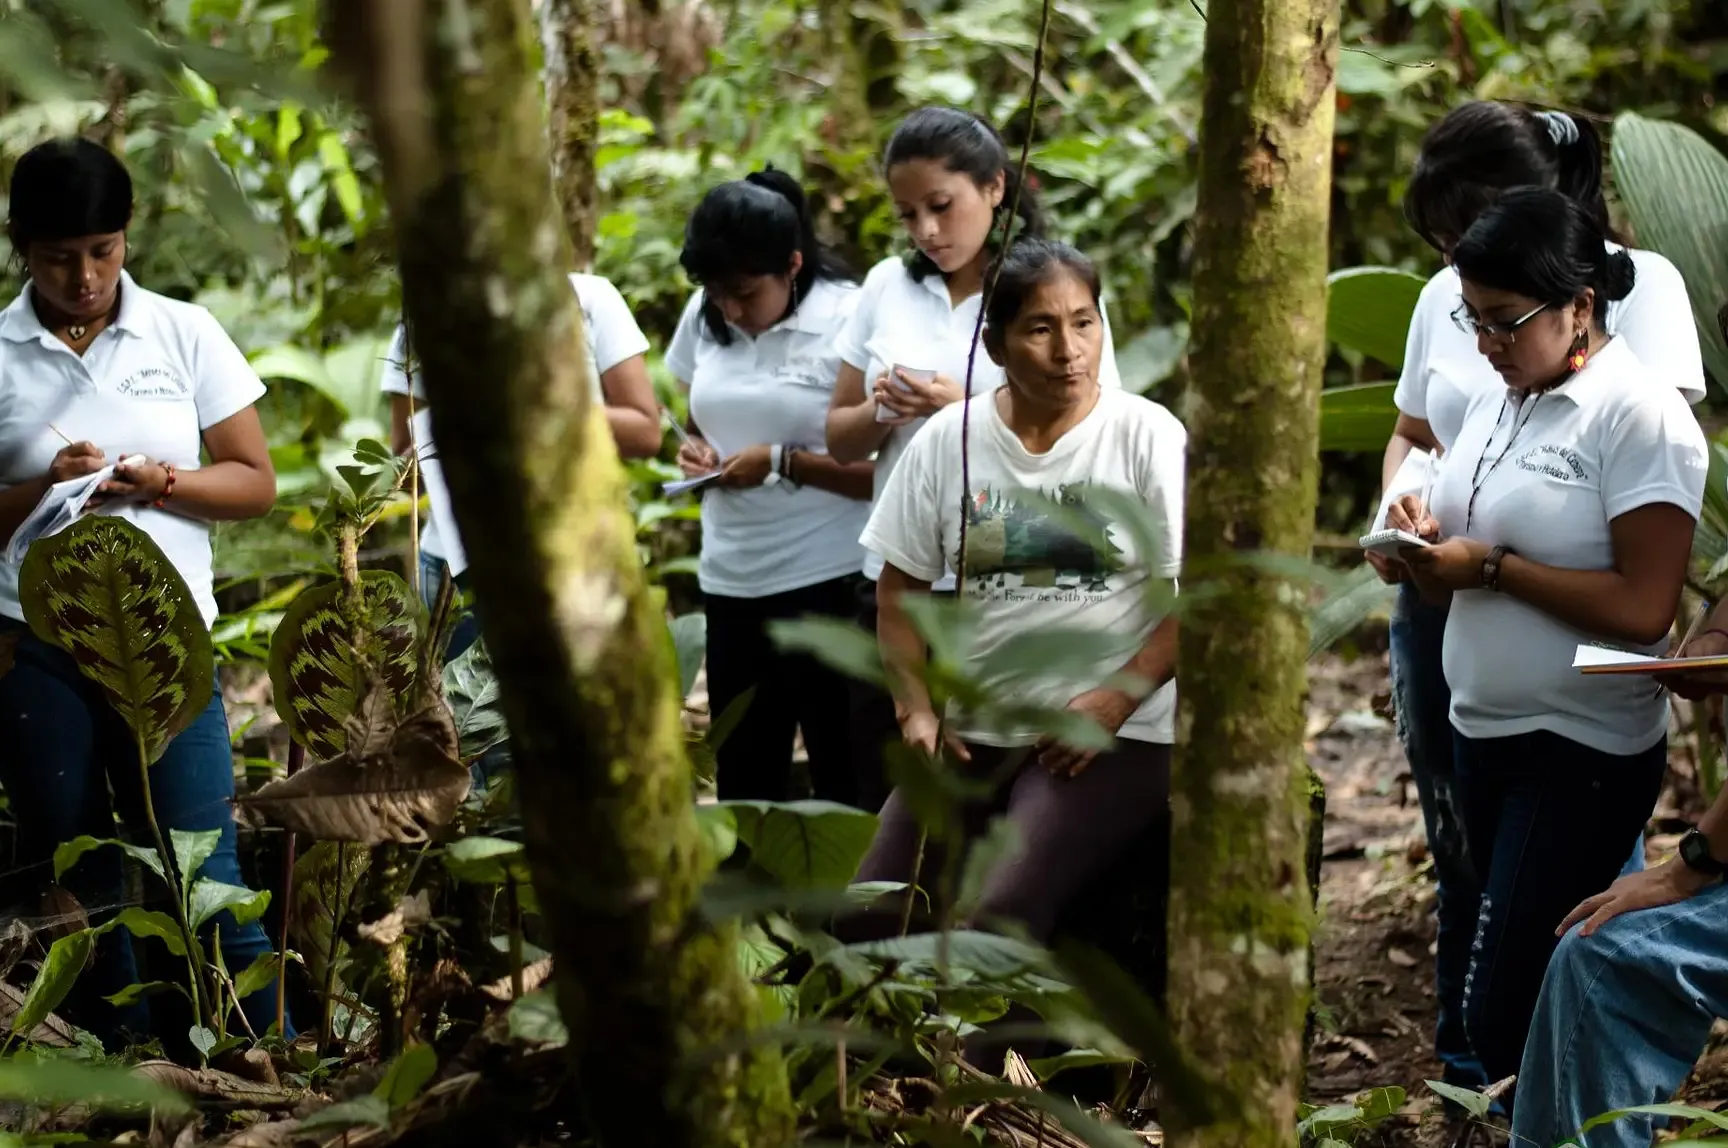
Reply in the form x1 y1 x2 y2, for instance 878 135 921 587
1416 450 1437 529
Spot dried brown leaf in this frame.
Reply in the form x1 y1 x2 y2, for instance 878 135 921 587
481 957 553 1001
132 1060 301 1108
238 682 469 845
0 980 77 1047
357 890 433 947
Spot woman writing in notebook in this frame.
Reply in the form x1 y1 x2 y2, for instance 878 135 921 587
1389 188 1706 1110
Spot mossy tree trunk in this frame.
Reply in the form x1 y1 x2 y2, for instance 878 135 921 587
540 0 600 268
1166 2 1339 1146
326 4 794 1146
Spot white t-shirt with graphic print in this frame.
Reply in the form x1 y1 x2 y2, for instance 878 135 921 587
1429 336 1707 756
861 385 1184 747
833 255 1125 587
0 272 266 628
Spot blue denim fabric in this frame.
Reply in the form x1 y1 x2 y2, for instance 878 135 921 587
1514 880 1728 1148
0 621 288 1046
1452 728 1667 1100
1390 584 1491 1091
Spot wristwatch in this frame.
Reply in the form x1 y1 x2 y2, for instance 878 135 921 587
1482 545 1510 592
1679 828 1728 877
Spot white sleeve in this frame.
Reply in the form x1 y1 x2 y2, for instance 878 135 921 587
1392 273 1444 420
831 264 885 372
1601 391 1709 522
1098 295 1123 390
575 275 651 376
1614 253 1706 406
379 324 422 400
1138 407 1186 577
189 309 267 429
859 421 947 583
665 292 705 386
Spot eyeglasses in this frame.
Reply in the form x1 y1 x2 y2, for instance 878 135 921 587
1451 301 1551 343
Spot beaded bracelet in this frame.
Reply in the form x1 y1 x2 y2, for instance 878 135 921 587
153 462 177 509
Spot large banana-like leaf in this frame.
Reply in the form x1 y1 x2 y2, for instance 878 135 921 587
1308 563 1397 660
1318 382 1399 453
1611 112 1728 391
1326 266 1428 369
18 517 213 764
269 571 422 760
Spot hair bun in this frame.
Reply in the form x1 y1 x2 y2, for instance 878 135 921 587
1601 247 1636 303
744 166 806 212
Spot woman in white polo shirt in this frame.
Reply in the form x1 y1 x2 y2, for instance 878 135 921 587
824 107 1123 804
1395 188 1707 1107
667 169 876 806
1366 100 1703 1103
0 139 283 1047
381 272 660 649
847 239 1180 1067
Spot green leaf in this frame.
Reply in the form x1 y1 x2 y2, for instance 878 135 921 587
297 1094 391 1133
317 130 366 226
249 344 333 391
231 952 282 1002
1025 1048 1137 1079
336 464 381 500
102 908 188 958
442 836 531 885
13 930 93 1036
1611 112 1728 391
104 980 178 1008
269 572 422 760
0 1055 191 1115
1424 1079 1494 1119
189 881 271 933
847 930 1048 981
722 800 878 888
1579 1102 1728 1136
19 517 215 764
669 611 707 698
508 990 569 1047
1308 563 1396 659
375 1044 438 1108
1326 266 1427 368
695 804 738 865
443 638 508 761
189 1024 217 1060
170 827 221 892
767 618 885 686
1319 382 1400 453
53 835 166 883
937 1081 1144 1148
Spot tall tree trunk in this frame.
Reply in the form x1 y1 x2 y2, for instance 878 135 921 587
325 4 794 1146
1166 1 1339 1145
539 0 601 268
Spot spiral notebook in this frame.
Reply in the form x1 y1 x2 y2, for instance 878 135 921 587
1573 645 1728 675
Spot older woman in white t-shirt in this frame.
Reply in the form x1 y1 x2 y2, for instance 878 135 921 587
1367 101 1703 1102
0 139 283 1048
849 242 1181 1055
1391 188 1706 1107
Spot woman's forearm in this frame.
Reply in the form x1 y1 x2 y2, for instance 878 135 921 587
826 400 893 464
1382 435 1415 495
877 571 934 723
1499 556 1681 647
163 461 277 522
606 405 663 460
1110 610 1178 702
789 449 873 500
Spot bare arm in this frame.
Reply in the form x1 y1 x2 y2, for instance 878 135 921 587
390 394 415 457
171 407 278 520
877 563 935 724
788 449 873 500
827 362 895 463
1383 412 1440 492
599 354 662 460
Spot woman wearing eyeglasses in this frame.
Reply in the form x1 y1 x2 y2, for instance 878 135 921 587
1387 188 1706 1109
1367 101 1703 1106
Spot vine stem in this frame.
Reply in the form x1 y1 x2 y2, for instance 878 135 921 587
136 730 211 1030
275 739 306 1037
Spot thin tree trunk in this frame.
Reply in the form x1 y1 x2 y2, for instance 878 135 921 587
1165 1 1339 1145
540 0 601 268
325 4 794 1146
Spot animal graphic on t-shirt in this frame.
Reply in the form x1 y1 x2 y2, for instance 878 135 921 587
962 483 1126 596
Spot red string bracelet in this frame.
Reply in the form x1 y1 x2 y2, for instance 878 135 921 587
153 462 176 509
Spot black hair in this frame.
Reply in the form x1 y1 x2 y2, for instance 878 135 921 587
1404 102 1614 253
6 137 133 251
983 238 1102 341
678 166 854 344
1450 186 1635 326
883 106 1048 282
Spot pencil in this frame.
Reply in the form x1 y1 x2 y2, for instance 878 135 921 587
47 423 72 446
1678 596 1711 655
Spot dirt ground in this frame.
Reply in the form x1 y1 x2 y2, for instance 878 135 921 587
1303 644 1728 1147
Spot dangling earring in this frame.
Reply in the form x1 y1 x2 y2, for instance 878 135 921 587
1567 329 1589 372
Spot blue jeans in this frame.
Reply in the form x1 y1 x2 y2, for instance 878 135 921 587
1514 880 1728 1148
0 621 286 1047
1390 585 1488 1090
1453 728 1666 1099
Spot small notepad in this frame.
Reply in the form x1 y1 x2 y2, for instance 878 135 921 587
663 472 722 497
5 456 144 565
1573 644 1728 675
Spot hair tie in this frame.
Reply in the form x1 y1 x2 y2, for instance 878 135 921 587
1538 110 1579 148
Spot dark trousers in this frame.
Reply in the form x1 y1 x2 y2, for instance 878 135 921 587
1453 727 1667 1097
706 574 872 807
0 622 286 1047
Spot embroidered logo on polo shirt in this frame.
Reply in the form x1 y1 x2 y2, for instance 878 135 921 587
1514 444 1588 482
116 367 189 399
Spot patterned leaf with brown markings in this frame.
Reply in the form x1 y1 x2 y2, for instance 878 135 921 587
268 571 421 759
18 517 213 764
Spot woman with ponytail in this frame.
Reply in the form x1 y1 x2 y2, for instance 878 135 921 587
1365 101 1705 1106
667 168 877 806
1387 188 1706 1105
825 107 1124 808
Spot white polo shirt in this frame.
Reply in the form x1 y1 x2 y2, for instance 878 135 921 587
1428 337 1707 755
0 272 267 628
1395 245 1704 456
667 277 871 599
832 255 1124 585
381 272 650 568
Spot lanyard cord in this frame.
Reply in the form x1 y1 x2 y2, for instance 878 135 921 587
1465 390 1544 533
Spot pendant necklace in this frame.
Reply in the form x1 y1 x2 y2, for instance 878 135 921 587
67 324 87 341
